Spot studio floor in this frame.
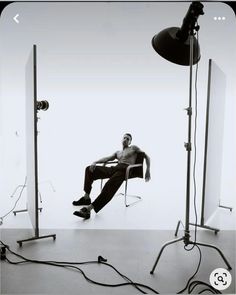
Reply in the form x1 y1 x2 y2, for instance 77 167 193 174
0 183 235 294
0 228 235 294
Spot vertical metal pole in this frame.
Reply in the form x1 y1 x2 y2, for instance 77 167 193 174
33 44 39 238
184 34 194 244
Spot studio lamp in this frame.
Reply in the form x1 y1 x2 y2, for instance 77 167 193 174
150 2 232 275
152 2 202 66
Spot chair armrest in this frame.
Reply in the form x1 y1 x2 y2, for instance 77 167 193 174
103 161 118 166
125 164 143 180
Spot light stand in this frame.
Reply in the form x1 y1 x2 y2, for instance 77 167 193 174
17 103 56 247
17 45 56 246
150 2 232 274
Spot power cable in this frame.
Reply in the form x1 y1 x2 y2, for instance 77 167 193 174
0 240 159 294
1 240 220 294
177 244 202 293
188 280 221 294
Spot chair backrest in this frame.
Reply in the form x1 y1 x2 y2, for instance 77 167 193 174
129 152 145 179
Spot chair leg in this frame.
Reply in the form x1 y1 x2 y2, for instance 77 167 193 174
124 179 128 206
119 179 142 207
101 178 142 207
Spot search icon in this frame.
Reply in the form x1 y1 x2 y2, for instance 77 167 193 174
210 268 232 291
218 276 224 282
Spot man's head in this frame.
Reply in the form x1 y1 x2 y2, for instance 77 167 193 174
122 133 132 147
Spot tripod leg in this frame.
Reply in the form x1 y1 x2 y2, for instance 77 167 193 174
190 241 232 270
175 220 181 237
150 236 184 275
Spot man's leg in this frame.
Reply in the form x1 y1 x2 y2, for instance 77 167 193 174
74 168 126 218
73 165 113 206
84 165 113 195
92 170 125 212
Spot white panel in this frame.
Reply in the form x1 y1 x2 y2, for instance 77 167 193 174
203 59 226 223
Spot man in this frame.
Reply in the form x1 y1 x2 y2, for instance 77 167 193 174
73 133 151 219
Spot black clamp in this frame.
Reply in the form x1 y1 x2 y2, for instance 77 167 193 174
184 107 192 116
184 142 192 151
98 255 107 263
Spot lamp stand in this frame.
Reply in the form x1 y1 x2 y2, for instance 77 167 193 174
150 31 232 275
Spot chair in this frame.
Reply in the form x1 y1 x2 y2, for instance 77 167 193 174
100 152 145 207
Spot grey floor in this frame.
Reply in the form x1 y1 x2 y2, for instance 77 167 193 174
0 228 235 294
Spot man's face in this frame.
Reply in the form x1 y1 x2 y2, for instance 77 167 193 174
122 134 132 147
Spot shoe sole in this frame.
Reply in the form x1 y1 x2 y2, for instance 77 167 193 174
73 211 90 219
72 201 91 206
72 198 91 206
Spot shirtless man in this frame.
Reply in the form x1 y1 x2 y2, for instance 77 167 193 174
73 133 151 219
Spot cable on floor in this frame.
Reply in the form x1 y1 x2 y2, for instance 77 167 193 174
0 240 221 294
0 240 159 294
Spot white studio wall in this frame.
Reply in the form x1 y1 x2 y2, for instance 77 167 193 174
0 2 235 229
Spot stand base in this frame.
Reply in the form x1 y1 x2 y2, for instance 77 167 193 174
189 222 220 234
17 234 56 247
13 208 42 216
219 204 233 212
175 220 220 236
150 236 232 275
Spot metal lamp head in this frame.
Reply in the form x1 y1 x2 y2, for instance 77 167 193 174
152 27 200 66
152 2 204 66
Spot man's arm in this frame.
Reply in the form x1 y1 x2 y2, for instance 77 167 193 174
89 153 117 172
93 153 117 164
132 146 151 181
144 153 151 182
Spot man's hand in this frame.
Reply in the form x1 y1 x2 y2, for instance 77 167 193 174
145 170 151 182
89 162 97 172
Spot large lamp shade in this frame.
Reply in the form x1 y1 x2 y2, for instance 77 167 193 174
152 27 201 66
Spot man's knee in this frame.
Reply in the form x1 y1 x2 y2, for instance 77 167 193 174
85 166 92 175
102 175 124 190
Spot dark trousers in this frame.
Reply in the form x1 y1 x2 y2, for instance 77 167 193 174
84 163 128 213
